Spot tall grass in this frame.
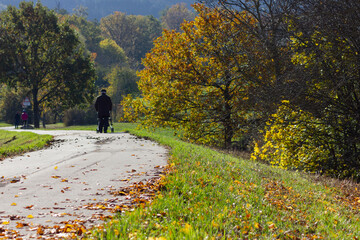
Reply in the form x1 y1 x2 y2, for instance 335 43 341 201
86 123 360 239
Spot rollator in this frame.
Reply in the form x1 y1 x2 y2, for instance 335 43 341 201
96 116 114 133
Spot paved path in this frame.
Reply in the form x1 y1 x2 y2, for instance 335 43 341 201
0 129 168 238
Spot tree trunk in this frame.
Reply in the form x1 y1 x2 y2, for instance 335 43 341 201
32 88 40 128
223 81 233 149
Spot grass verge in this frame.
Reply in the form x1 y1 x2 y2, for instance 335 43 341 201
84 123 360 239
0 130 53 159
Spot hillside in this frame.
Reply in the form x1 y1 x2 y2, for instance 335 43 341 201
0 0 196 19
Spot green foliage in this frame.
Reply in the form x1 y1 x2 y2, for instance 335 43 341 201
63 106 97 126
62 14 102 53
106 67 139 120
100 12 162 69
0 1 96 128
0 86 26 124
97 38 128 67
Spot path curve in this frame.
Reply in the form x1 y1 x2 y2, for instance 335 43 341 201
0 128 168 238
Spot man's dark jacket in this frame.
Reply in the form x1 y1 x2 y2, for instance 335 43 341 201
95 93 112 117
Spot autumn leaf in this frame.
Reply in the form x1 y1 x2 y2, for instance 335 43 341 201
181 223 192 233
37 226 44 235
16 222 24 228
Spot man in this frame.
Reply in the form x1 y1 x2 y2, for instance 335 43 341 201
95 89 112 133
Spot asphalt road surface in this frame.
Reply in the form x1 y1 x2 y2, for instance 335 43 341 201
0 129 168 238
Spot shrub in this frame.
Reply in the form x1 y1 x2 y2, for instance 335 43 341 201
63 106 97 126
252 101 359 180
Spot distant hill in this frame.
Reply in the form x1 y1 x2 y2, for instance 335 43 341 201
0 0 196 19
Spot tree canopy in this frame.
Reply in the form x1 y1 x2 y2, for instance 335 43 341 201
201 0 360 179
123 4 268 148
0 1 95 128
161 3 196 32
100 12 162 69
122 0 360 180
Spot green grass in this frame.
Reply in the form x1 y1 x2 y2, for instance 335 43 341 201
3 122 357 238
81 123 360 239
0 122 12 127
0 130 53 159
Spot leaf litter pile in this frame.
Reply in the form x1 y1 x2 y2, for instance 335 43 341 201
0 166 166 239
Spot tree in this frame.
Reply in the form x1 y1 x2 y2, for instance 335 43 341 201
0 2 95 128
123 4 266 148
106 67 139 120
63 14 102 54
73 5 88 18
285 0 360 178
201 0 302 114
100 12 162 69
96 38 128 67
246 0 360 179
161 3 196 32
0 85 28 124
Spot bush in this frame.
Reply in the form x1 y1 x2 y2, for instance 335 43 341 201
63 106 97 126
251 101 360 180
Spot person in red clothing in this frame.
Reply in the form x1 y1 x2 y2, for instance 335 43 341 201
21 110 28 128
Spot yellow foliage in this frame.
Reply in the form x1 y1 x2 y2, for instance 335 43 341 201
121 4 269 147
252 102 334 173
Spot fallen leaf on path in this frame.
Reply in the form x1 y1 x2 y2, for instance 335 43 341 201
16 223 24 228
37 226 44 235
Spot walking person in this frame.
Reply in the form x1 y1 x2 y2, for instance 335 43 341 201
21 110 28 128
14 112 20 129
95 89 112 133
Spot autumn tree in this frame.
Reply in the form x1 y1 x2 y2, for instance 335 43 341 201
161 3 196 32
0 2 95 128
201 0 302 114
123 4 267 148
282 0 360 178
100 12 162 69
242 0 360 179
